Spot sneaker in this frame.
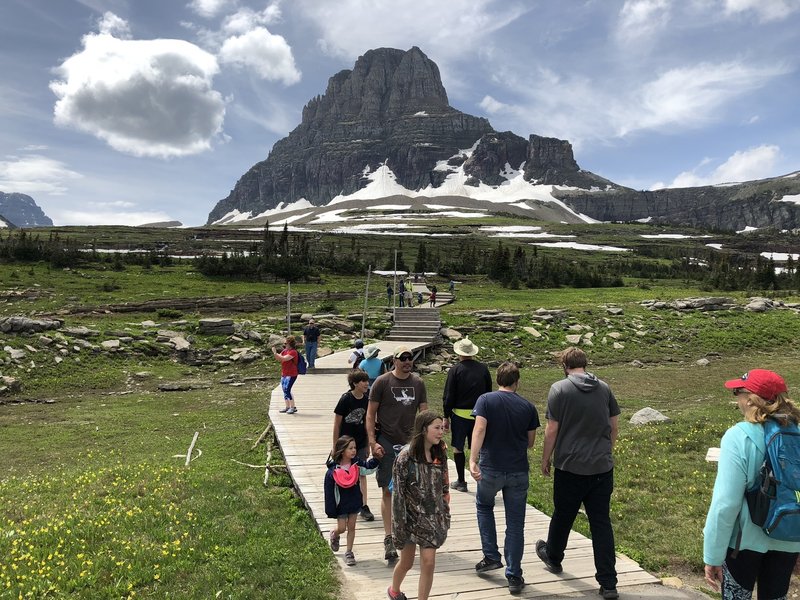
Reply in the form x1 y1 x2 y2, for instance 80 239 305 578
386 586 407 600
450 480 468 492
278 407 289 413
360 505 374 521
344 550 356 566
475 556 503 573
507 575 525 594
535 539 563 574
383 535 398 561
598 586 619 599
329 529 340 552
286 407 297 414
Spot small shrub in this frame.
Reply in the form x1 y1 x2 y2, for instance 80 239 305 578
157 308 183 319
317 290 337 313
98 281 121 292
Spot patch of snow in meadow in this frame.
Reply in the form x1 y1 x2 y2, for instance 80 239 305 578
706 244 723 250
270 212 314 226
373 270 409 276
636 217 652 223
310 210 350 223
480 226 542 232
778 193 800 204
530 242 629 252
640 234 711 239
424 204 487 212
761 252 800 261
736 226 758 233
330 228 455 237
339 224 422 230
367 204 413 210
490 232 575 239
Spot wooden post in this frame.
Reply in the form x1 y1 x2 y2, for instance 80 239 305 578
286 281 291 335
361 265 371 340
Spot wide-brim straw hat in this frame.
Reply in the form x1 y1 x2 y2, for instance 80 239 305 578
364 345 380 359
453 338 479 357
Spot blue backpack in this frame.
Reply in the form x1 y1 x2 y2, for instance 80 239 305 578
745 418 800 541
296 352 307 375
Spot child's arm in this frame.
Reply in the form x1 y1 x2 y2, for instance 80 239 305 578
323 469 337 519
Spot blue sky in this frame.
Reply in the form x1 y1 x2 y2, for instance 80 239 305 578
0 0 798 226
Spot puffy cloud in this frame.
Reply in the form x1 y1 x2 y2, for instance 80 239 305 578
222 5 282 35
616 0 672 43
655 144 781 188
219 27 300 84
479 95 510 114
188 0 237 19
98 11 130 37
294 0 528 61
50 14 226 158
47 206 175 226
0 154 83 195
722 0 799 21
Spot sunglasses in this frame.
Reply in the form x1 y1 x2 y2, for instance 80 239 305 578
396 354 414 361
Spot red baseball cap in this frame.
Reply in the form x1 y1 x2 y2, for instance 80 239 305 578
724 369 787 401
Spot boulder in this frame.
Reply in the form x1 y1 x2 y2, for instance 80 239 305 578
198 318 235 335
0 316 62 333
630 407 672 425
101 340 121 349
523 327 542 338
565 334 582 344
441 327 463 340
0 375 22 395
62 325 100 337
696 358 711 367
606 307 624 315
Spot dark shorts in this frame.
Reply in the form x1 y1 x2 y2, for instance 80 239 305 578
450 414 475 451
376 433 400 488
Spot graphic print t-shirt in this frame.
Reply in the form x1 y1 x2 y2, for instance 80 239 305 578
369 372 427 444
334 391 368 449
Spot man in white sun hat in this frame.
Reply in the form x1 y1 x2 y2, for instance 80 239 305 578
443 338 492 492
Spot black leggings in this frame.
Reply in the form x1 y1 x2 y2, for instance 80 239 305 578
724 547 798 599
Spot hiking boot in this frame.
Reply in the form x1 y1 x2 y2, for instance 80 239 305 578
386 586 407 600
507 575 525 594
475 556 503 573
286 407 297 414
344 550 356 566
278 407 289 413
329 529 340 552
383 535 397 561
598 586 619 599
360 505 374 521
450 480 468 492
535 539 562 574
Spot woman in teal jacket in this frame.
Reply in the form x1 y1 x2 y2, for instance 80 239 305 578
703 369 800 599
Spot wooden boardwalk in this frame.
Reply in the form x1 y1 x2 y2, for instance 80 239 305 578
271 345 659 599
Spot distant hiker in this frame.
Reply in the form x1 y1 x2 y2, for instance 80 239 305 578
429 289 437 307
470 362 539 594
386 282 393 307
443 338 492 492
359 345 385 388
537 347 620 599
273 335 299 414
366 345 428 563
449 280 455 294
324 435 379 566
704 369 800 599
332 369 375 523
398 280 406 307
387 411 451 600
302 318 320 370
348 339 365 366
404 287 413 308
417 291 423 305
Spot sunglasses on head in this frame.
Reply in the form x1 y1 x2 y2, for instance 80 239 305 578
396 354 414 361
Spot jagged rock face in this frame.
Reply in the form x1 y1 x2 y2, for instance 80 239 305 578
557 174 800 230
524 135 613 189
0 192 53 227
463 132 528 186
208 47 494 223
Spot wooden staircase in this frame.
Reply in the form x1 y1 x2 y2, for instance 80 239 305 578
386 307 441 343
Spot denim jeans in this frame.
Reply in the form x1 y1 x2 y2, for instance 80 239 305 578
304 341 317 368
475 467 529 578
547 468 617 589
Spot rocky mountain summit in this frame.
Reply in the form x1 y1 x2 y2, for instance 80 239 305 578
0 192 53 228
208 47 800 231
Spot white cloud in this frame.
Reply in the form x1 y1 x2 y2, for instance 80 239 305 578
722 0 799 22
222 5 282 35
294 0 528 61
49 15 226 158
616 0 671 43
46 207 175 227
656 144 781 188
0 154 83 195
481 60 789 148
188 0 237 19
98 11 130 37
219 27 300 84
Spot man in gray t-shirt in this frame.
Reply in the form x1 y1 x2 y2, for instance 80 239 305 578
536 347 621 600
366 345 427 562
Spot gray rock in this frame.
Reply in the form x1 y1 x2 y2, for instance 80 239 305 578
62 326 100 337
523 327 542 338
631 359 644 368
4 346 25 360
101 340 121 349
441 327 462 340
606 307 624 315
630 407 672 425
0 375 22 395
696 358 711 367
613 342 624 350
0 316 62 333
565 334 582 344
170 337 191 351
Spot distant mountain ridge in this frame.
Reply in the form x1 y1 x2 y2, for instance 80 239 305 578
208 47 800 231
0 192 53 227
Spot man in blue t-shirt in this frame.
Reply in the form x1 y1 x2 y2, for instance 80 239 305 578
469 362 539 594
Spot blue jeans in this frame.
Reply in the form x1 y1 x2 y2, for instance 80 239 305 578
547 468 616 589
304 341 317 368
475 467 529 578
